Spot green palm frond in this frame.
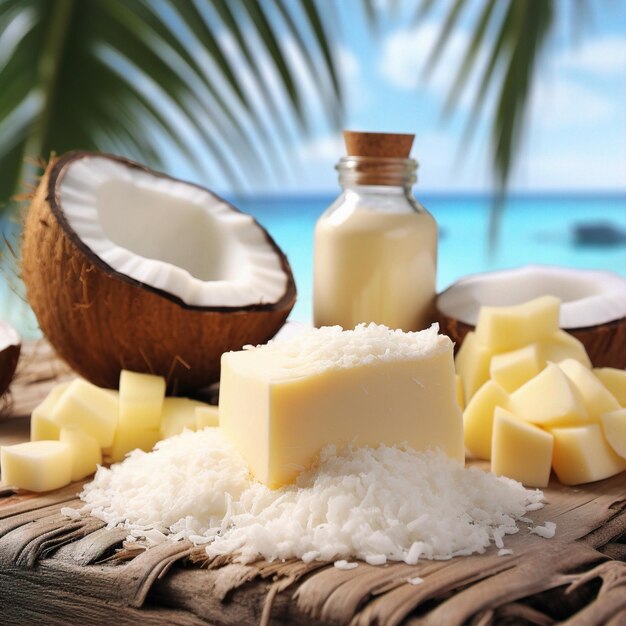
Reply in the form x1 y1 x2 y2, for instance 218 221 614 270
0 0 344 214
418 0 559 248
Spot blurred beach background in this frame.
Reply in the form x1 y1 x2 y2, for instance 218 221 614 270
1 0 625 336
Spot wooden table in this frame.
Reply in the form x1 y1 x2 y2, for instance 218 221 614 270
1 343 625 625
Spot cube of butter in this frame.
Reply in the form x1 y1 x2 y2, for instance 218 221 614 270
219 324 464 488
159 397 208 439
51 379 119 448
475 296 560 353
558 359 620 420
60 427 102 481
109 426 160 463
463 380 510 460
30 382 70 441
119 370 166 430
491 407 554 488
196 405 219 429
1 441 72 492
489 343 544 393
550 424 626 485
600 409 626 459
594 368 626 406
454 332 493 402
541 330 591 368
510 363 587 428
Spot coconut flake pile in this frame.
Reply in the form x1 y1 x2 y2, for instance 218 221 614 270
243 323 451 379
80 428 548 565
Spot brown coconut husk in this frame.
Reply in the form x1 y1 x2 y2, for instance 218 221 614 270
0 321 21 397
21 153 296 394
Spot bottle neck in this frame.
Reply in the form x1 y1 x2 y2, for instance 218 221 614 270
336 156 418 190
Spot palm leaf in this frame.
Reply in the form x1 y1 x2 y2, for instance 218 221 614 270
0 0 344 214
417 0 557 248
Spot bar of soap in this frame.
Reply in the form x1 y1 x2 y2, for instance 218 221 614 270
196 405 219 429
109 426 160 463
489 344 543 393
454 332 493 401
475 296 560 353
463 380 510 460
30 382 70 441
491 407 554 488
558 359 620 419
220 324 464 488
455 374 465 411
119 370 166 430
160 397 208 439
600 409 626 459
51 379 119 448
510 363 588 428
0 441 72 492
60 427 102 481
593 368 626 406
550 424 626 485
541 330 591 368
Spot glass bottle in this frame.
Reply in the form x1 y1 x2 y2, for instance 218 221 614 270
313 133 437 331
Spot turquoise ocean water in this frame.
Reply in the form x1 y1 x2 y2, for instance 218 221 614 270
2 193 625 337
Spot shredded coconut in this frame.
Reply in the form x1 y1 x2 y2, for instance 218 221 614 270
242 323 450 379
529 521 557 539
79 428 551 565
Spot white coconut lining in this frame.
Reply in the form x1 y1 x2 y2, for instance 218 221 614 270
437 265 626 329
59 156 288 308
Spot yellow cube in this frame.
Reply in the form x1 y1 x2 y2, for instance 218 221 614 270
196 405 220 429
600 408 626 459
0 441 72 492
474 296 560 353
491 407 554 488
160 397 207 439
510 363 587 428
119 370 166 430
594 368 626 406
455 332 493 402
489 344 544 393
30 382 70 441
550 424 626 485
109 426 160 463
463 381 510 460
558 359 620 420
541 330 591 368
59 427 102 481
51 379 119 448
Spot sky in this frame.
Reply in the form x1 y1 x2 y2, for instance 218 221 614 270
171 0 626 196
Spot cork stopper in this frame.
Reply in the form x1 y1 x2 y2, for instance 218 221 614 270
343 130 414 158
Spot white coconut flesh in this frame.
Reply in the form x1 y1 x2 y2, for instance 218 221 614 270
58 156 288 308
437 265 626 328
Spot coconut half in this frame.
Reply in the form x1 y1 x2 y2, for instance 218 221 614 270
0 321 21 397
21 153 296 392
437 265 626 368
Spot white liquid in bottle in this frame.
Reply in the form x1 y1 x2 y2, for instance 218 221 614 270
314 206 437 331
313 131 438 332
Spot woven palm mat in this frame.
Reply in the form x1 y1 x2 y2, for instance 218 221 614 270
1 342 625 625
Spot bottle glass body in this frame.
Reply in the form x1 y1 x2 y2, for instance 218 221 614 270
313 156 437 331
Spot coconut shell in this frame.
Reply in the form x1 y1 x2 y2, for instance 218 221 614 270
437 307 626 369
21 154 296 394
0 321 21 396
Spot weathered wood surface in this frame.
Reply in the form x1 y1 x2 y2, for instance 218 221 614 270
1 342 625 625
